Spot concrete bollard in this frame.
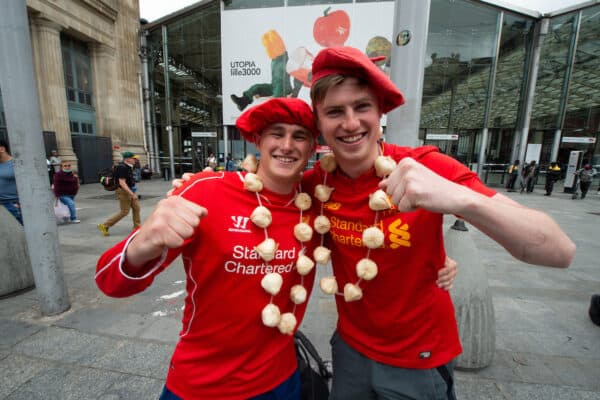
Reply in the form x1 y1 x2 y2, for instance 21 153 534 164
444 219 495 370
0 205 34 296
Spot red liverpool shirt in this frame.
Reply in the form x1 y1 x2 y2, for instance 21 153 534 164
96 171 317 399
303 144 496 369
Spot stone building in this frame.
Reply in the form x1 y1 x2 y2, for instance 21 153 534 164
0 0 145 183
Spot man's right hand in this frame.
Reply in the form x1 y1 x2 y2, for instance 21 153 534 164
125 196 207 269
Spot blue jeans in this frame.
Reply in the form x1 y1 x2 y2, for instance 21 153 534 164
58 195 77 220
159 370 300 400
3 202 23 225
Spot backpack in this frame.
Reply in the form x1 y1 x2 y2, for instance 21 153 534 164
99 165 118 191
294 330 332 400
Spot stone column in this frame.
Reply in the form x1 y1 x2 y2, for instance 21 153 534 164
90 43 116 140
29 17 76 162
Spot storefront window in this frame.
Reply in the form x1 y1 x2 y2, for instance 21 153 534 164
561 5 600 165
422 0 499 164
147 2 223 172
531 13 575 130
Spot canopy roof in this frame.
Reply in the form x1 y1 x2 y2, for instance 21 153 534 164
480 0 597 17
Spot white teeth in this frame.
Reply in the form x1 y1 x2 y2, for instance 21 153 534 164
340 134 363 143
275 156 295 163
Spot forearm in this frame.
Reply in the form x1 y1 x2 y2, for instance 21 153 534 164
457 192 575 268
124 233 166 274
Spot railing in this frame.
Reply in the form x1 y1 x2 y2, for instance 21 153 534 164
158 156 197 180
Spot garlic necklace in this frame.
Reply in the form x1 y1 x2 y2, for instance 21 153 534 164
315 148 396 302
244 171 315 335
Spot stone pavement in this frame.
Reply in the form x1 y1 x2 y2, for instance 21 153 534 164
1 178 599 399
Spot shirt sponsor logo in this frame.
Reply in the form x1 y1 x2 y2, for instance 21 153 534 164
229 215 251 232
223 245 297 275
327 216 411 248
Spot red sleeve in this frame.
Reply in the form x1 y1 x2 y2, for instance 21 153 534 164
95 230 183 298
96 174 209 298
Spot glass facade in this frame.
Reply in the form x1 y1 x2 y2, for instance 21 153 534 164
147 1 223 172
145 0 600 178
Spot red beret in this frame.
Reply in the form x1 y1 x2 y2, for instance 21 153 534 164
311 46 405 113
235 98 319 143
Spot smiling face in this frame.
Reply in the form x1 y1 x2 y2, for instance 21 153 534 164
255 123 315 194
314 77 383 178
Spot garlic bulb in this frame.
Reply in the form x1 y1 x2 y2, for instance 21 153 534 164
261 273 283 295
250 206 272 228
313 215 331 234
362 227 384 249
320 276 338 295
255 238 278 261
315 184 334 203
343 283 363 302
319 153 337 173
290 285 307 304
374 156 396 178
369 190 392 211
294 222 313 242
294 192 312 211
262 304 281 327
244 172 263 192
296 254 315 276
356 258 378 281
278 312 297 335
242 154 258 173
313 246 331 264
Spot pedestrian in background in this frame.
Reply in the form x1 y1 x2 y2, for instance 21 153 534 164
97 151 140 236
544 162 561 196
0 139 22 225
521 160 537 193
575 164 596 199
132 155 142 184
506 159 520 192
53 160 80 223
49 149 61 184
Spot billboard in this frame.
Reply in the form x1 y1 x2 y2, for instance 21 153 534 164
221 2 395 124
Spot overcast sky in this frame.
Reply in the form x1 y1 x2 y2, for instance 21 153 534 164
139 0 588 21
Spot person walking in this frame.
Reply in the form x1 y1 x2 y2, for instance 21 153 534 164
544 162 561 196
304 46 575 400
206 152 217 170
0 139 22 225
574 164 596 199
97 151 140 236
53 160 80 223
521 160 538 193
48 149 61 185
506 159 520 192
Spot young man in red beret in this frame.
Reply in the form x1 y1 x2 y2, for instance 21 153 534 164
96 98 321 399
306 46 576 399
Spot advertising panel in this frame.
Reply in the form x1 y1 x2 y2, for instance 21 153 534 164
221 2 394 124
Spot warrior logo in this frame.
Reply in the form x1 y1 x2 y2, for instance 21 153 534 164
230 216 251 232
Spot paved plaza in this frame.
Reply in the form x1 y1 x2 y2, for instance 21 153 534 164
1 178 599 399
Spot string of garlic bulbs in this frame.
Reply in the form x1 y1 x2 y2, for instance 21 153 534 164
244 170 314 335
315 153 397 302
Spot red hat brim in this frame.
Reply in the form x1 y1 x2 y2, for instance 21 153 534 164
235 98 319 143
311 46 405 114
